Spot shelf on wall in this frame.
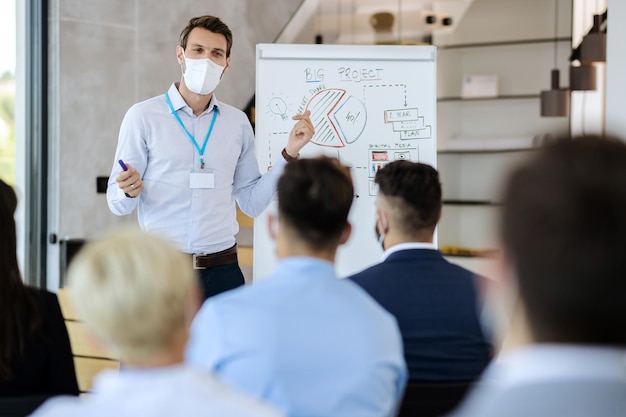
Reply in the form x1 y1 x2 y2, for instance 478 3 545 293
437 37 572 50
443 199 502 206
438 94 540 102
438 147 537 154
440 247 497 257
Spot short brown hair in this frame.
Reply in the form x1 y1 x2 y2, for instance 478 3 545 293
278 157 354 251
501 136 626 345
375 161 442 234
179 16 233 57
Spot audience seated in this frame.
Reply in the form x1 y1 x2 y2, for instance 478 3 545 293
348 161 492 382
186 156 407 417
0 180 79 399
449 136 626 417
30 229 282 417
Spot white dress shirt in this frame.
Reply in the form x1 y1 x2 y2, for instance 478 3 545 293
483 344 626 389
30 365 283 417
107 83 286 254
449 344 626 417
381 242 436 261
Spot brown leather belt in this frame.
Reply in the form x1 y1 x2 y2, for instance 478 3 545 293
190 245 238 270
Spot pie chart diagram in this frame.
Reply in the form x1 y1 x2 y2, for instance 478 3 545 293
306 88 367 148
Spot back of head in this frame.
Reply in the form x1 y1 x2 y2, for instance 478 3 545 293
501 136 626 345
67 229 196 361
375 160 442 236
277 156 354 251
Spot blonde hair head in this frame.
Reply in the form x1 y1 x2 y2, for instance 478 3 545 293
68 229 195 362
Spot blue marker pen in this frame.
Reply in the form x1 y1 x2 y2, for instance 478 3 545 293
119 160 137 199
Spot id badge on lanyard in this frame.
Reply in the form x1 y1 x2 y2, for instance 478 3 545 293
165 92 219 190
190 170 215 189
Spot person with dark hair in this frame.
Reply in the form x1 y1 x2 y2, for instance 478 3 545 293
348 160 492 382
0 180 79 397
450 136 626 417
106 15 314 299
186 157 407 417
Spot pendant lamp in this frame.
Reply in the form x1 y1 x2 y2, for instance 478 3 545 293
570 63 597 91
541 0 569 117
580 13 606 63
541 69 570 117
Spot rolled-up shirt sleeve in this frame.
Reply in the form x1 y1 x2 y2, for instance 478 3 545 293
232 121 287 218
106 105 148 216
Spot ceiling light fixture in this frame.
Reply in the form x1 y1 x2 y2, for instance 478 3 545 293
580 13 606 63
541 0 569 117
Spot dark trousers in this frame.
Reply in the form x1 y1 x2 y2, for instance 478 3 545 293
196 262 245 300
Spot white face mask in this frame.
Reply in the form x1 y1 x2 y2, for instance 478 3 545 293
181 50 225 95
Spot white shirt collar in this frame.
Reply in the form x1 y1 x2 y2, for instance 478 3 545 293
484 344 626 389
168 82 219 115
381 242 437 261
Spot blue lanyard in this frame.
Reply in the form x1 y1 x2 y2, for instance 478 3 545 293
164 92 218 168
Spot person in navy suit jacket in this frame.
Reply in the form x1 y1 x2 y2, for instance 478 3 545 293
348 161 492 381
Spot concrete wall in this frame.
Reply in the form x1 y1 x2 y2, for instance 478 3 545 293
48 0 302 242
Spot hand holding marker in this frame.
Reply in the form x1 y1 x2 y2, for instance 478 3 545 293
118 159 140 198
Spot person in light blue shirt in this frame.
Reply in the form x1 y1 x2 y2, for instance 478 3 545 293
106 16 314 299
186 156 407 417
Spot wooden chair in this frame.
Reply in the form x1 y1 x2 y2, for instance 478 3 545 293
235 208 254 283
396 380 474 417
58 288 120 393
